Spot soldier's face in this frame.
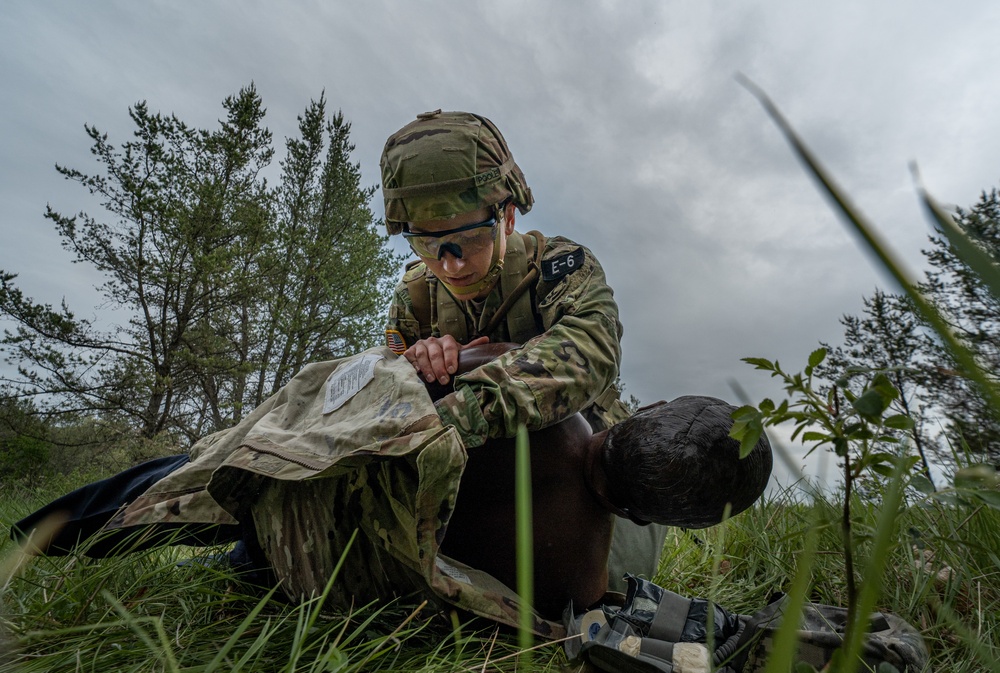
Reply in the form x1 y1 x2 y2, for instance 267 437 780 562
410 203 516 299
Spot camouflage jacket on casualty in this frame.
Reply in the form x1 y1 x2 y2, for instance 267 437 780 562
107 347 565 638
386 231 625 448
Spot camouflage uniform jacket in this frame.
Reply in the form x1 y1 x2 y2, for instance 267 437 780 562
107 348 564 638
386 230 626 448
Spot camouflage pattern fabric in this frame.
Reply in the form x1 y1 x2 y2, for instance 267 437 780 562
108 347 564 638
564 577 928 673
735 597 929 673
380 111 533 232
387 232 624 450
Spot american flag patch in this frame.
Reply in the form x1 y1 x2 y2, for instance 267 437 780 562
385 329 407 355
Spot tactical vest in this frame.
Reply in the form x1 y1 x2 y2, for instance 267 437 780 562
403 231 630 431
405 230 545 345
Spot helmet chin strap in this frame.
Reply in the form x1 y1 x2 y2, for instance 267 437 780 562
438 215 505 300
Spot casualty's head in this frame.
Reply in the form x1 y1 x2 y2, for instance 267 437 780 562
600 396 773 529
380 110 533 300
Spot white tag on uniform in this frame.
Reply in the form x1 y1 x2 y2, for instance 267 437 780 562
435 556 471 584
323 353 384 414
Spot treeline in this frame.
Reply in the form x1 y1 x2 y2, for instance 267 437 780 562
819 186 1000 477
0 85 401 478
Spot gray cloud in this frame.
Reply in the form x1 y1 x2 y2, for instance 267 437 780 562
4 0 1000 483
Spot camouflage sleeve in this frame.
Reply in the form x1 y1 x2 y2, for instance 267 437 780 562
435 238 622 448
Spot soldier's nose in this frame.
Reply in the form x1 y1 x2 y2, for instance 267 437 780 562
441 253 466 272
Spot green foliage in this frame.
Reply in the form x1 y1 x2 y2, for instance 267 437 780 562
738 77 1000 671
0 435 49 485
0 86 402 445
732 350 907 475
817 192 1000 470
917 187 1000 463
731 348 916 656
0 397 51 487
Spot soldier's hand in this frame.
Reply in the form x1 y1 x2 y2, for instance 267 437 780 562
405 335 490 385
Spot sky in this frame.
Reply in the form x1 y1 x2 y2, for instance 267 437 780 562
3 1 1000 486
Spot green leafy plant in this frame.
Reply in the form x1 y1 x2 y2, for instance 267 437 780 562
730 350 916 625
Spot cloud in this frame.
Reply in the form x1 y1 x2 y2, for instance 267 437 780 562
4 0 1000 484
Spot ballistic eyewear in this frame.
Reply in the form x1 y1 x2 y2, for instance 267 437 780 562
402 214 499 260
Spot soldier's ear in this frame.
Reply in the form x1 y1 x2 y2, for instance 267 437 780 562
503 202 516 235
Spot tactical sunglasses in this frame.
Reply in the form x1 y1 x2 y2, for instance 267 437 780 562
402 213 498 260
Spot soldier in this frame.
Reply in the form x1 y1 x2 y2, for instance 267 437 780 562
381 110 628 440
380 111 667 589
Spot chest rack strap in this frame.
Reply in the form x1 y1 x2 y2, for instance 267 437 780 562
406 268 434 340
481 230 546 338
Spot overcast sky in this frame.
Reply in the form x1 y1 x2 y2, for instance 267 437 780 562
3 1 999 485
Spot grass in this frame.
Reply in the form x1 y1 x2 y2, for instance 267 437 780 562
0 474 568 672
3 471 999 671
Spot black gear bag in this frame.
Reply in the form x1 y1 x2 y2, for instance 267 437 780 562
564 575 928 673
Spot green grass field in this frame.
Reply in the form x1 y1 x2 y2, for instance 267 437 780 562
2 470 998 672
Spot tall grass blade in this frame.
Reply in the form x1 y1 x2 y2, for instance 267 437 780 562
737 75 1000 424
930 597 1000 673
838 459 907 672
706 503 732 662
351 600 428 672
202 585 282 672
515 423 534 658
285 528 358 672
762 511 820 673
102 589 180 673
914 167 1000 300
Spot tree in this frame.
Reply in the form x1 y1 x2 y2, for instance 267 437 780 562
918 188 1000 464
818 188 1000 468
0 85 401 444
196 95 400 432
0 396 51 487
817 289 938 486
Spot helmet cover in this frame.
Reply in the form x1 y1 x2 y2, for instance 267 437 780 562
380 110 533 234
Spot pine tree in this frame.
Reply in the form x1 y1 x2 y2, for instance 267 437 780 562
0 86 401 443
820 188 1000 468
918 188 1000 463
818 289 938 484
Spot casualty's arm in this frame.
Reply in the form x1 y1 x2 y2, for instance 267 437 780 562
423 342 520 401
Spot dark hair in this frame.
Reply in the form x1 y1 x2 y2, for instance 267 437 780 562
602 396 772 529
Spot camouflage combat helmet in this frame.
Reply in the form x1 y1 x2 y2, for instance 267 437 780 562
380 110 533 235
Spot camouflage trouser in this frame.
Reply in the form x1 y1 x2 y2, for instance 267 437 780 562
252 459 429 608
251 463 667 638
736 598 929 673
